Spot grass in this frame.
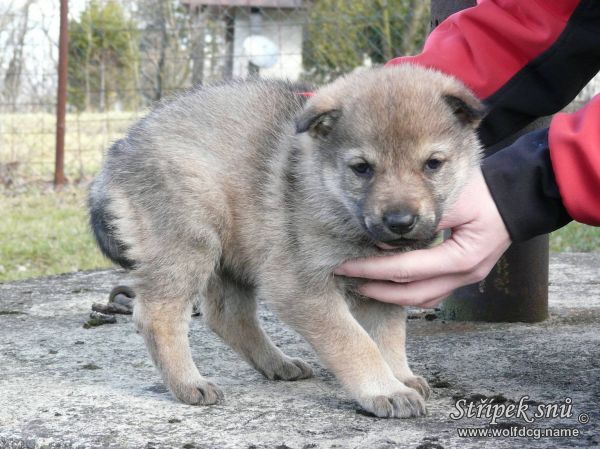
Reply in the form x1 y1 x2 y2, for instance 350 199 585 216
0 111 139 283
0 186 598 283
0 187 111 283
550 221 600 253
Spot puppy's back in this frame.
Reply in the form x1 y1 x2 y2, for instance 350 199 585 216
90 79 310 270
125 80 308 169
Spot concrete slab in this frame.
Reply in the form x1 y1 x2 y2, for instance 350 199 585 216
0 253 598 449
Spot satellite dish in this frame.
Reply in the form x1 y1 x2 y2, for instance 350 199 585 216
242 35 280 69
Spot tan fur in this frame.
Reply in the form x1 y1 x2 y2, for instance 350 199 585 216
89 66 483 418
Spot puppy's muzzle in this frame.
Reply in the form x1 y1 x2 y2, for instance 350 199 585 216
363 207 436 248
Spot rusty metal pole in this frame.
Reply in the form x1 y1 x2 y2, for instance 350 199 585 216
54 0 68 189
430 0 550 322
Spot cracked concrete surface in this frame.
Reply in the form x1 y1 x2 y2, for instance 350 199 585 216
0 253 598 449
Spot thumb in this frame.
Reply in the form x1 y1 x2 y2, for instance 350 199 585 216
436 203 470 231
436 169 484 231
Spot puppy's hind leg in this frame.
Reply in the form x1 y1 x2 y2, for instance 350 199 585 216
203 275 313 381
133 248 224 406
351 300 431 400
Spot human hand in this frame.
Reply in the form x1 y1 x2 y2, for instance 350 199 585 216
335 169 511 308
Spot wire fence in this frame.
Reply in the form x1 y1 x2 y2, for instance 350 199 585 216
1 0 599 190
0 0 430 189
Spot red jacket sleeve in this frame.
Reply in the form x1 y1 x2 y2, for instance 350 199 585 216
387 0 600 234
550 95 600 225
387 0 580 100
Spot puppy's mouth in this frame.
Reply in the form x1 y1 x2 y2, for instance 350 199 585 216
375 238 417 250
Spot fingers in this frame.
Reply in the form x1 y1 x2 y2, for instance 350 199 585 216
355 251 500 307
436 170 485 230
335 238 470 283
357 272 474 307
436 205 471 231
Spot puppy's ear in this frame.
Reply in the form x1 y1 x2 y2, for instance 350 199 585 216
295 108 342 138
443 92 486 128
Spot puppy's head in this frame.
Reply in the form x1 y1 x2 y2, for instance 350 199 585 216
295 65 484 249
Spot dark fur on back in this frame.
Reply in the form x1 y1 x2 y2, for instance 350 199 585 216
89 141 135 269
89 202 134 269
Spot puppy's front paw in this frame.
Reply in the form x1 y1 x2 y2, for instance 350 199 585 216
359 387 426 418
259 356 313 381
169 379 224 405
403 375 432 400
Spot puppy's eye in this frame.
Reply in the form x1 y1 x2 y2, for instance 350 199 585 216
350 162 374 178
424 158 444 172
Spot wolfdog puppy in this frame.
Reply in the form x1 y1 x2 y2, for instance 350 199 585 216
89 65 483 418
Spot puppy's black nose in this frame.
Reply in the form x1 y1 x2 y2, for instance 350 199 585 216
383 211 418 235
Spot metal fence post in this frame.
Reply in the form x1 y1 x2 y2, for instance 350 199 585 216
54 0 68 188
430 0 550 323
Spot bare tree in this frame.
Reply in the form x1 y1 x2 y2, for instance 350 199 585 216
402 0 429 55
0 1 16 77
139 0 191 102
188 4 206 87
3 0 36 110
28 0 60 112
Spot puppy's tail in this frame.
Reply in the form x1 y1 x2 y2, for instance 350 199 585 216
88 169 135 270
